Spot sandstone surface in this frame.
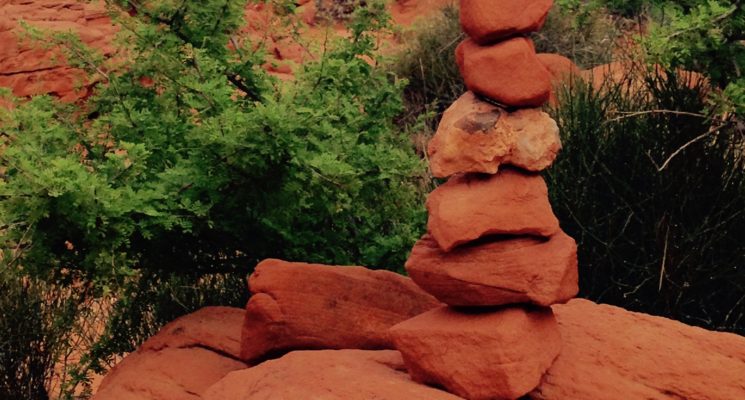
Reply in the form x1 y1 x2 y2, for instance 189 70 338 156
406 232 578 307
428 92 561 177
92 307 247 400
240 258 441 363
456 37 552 107
531 299 745 400
391 306 561 400
204 349 465 400
460 0 553 44
426 169 560 251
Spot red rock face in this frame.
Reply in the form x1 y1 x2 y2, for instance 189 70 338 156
92 307 247 400
428 91 561 178
391 306 562 400
456 37 552 107
204 349 464 400
426 169 560 252
240 258 441 363
531 299 745 400
406 232 578 307
460 0 554 44
0 0 117 102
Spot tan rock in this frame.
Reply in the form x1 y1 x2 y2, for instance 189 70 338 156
240 259 441 363
460 0 553 44
204 349 465 400
391 306 562 400
531 299 745 400
406 232 578 307
456 37 552 107
428 92 561 178
426 169 560 251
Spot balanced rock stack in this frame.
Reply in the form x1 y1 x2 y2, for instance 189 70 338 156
390 1 577 399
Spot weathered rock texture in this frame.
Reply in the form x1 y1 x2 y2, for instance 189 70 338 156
92 307 247 400
456 37 552 107
460 0 553 44
426 169 560 251
406 232 578 307
428 92 561 178
531 299 745 400
391 306 562 400
0 0 117 102
204 349 465 400
240 258 441 363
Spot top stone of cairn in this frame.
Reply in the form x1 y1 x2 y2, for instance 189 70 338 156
460 0 554 45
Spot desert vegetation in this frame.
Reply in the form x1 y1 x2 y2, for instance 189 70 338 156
0 0 743 398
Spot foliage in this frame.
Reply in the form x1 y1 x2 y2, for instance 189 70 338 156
643 0 744 115
391 5 464 132
533 4 620 68
0 0 425 286
1 0 425 394
547 65 745 334
0 270 83 399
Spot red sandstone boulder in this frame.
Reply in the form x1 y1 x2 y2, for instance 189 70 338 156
530 299 745 400
93 307 247 400
391 306 562 400
456 38 552 107
460 0 553 44
537 53 580 105
428 92 561 178
204 349 464 399
426 169 560 251
240 259 441 363
140 306 244 358
406 232 578 307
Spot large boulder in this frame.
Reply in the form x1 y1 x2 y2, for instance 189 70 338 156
531 299 745 400
456 37 552 107
428 92 561 178
240 259 441 363
93 307 247 400
204 349 464 400
460 0 553 45
426 169 560 252
406 232 578 307
391 306 561 400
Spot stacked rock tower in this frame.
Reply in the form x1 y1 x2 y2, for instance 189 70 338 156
390 1 578 399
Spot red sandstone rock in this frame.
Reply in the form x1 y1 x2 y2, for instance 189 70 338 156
460 0 553 44
204 349 464 400
530 299 745 400
428 92 561 178
0 0 117 101
456 37 552 107
406 232 578 307
537 53 580 83
240 258 441 363
537 53 580 105
391 306 562 400
140 306 244 359
426 169 560 251
93 307 247 400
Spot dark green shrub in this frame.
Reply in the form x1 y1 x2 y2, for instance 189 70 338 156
547 65 745 333
0 270 82 399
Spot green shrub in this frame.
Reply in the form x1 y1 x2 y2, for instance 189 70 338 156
0 0 424 283
547 64 745 333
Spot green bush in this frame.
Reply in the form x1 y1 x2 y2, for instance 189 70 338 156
547 65 745 333
0 0 424 283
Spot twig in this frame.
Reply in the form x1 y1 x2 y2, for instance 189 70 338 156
656 124 726 171
658 224 669 291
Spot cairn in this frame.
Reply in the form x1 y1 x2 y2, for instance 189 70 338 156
390 1 578 399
